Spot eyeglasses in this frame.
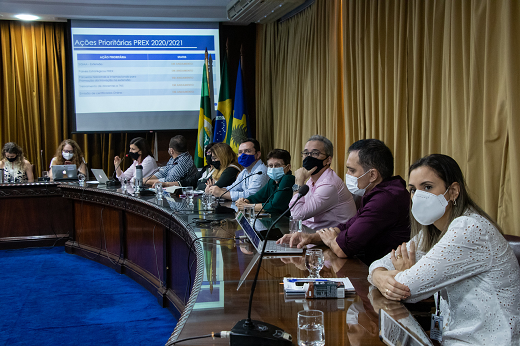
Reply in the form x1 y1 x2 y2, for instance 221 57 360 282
238 148 255 155
301 150 325 159
267 164 286 168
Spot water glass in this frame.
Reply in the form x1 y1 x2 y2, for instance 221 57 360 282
244 205 255 222
185 186 194 204
305 249 324 278
298 310 325 346
78 173 86 186
42 171 50 182
155 182 163 201
290 216 303 233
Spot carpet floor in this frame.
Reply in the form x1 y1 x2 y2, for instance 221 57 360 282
0 246 177 346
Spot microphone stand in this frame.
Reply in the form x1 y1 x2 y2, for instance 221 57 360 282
230 185 310 346
215 171 263 214
107 154 127 187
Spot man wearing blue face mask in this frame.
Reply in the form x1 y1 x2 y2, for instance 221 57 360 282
207 138 269 201
235 149 295 214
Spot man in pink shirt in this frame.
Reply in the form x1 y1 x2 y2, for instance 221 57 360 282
289 135 357 229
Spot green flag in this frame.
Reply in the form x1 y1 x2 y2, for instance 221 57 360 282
195 51 213 168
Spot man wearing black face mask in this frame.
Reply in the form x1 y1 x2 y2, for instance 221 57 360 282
286 135 356 229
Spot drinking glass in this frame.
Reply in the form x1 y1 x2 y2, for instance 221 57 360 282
297 310 325 346
289 216 303 233
155 182 163 201
78 173 86 186
121 179 127 193
42 171 49 182
305 249 324 278
244 205 255 223
185 186 194 204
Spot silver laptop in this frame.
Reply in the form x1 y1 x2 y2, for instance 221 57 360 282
235 211 303 255
379 309 433 346
91 169 110 184
52 165 78 181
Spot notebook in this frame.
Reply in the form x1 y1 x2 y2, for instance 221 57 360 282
91 169 110 184
52 165 78 181
235 211 303 255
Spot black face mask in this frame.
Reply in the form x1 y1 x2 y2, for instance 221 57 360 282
128 152 140 160
205 154 212 165
6 156 17 163
302 156 328 175
212 160 221 170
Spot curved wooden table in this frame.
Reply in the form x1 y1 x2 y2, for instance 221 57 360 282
1 182 430 346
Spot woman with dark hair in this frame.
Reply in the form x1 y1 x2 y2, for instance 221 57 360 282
49 139 87 179
0 142 34 182
114 137 158 184
368 154 520 345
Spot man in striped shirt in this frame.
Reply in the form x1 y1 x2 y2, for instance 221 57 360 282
148 135 197 188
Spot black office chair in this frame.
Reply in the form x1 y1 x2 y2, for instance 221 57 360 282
504 234 520 265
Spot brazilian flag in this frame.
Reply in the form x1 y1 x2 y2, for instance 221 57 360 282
213 52 232 143
195 51 213 168
230 60 251 153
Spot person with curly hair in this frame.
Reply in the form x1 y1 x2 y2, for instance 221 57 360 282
48 139 87 179
0 142 34 183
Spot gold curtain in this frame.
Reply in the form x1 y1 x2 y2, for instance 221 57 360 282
256 0 520 235
0 21 151 176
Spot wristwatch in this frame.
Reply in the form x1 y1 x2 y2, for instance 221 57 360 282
292 184 301 192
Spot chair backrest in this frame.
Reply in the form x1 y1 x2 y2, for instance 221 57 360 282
504 234 520 266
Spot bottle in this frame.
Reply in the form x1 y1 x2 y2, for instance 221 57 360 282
135 165 143 191
0 168 4 184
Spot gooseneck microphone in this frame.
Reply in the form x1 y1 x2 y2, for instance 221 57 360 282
82 156 89 181
230 185 310 346
107 154 128 187
215 171 263 214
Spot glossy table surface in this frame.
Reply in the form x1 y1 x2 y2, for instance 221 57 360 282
0 182 433 346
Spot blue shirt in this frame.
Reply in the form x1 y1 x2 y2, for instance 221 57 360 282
225 160 269 201
154 152 197 183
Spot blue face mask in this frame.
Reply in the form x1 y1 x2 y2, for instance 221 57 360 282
238 153 256 168
267 167 285 181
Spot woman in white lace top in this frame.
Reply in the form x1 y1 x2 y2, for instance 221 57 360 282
368 154 520 345
0 142 34 183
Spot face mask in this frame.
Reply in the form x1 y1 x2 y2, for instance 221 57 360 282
128 151 140 161
345 170 372 197
62 152 74 160
212 160 221 170
267 167 285 181
302 156 327 175
6 156 17 163
411 189 449 225
238 153 256 168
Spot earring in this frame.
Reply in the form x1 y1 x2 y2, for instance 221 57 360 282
453 199 457 206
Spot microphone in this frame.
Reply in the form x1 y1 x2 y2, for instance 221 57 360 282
230 185 309 346
252 185 292 233
215 171 263 214
82 156 89 181
107 154 128 187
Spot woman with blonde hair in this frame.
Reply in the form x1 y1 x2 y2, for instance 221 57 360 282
0 142 34 182
49 139 87 179
204 142 241 192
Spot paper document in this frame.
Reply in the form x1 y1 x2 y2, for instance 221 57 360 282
283 277 355 296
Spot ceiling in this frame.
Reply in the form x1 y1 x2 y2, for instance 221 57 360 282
0 0 231 22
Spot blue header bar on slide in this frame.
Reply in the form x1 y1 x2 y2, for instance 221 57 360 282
73 35 215 50
77 54 216 60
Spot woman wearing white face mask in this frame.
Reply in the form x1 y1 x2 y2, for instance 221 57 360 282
49 139 87 180
368 154 520 345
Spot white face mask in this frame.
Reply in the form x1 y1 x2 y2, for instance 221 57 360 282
411 189 449 225
62 151 74 160
345 169 372 197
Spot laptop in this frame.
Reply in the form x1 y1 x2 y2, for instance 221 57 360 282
91 169 110 184
379 309 433 346
52 165 78 181
235 211 303 255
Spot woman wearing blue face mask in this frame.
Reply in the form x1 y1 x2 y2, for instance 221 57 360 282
235 149 295 214
368 154 520 345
